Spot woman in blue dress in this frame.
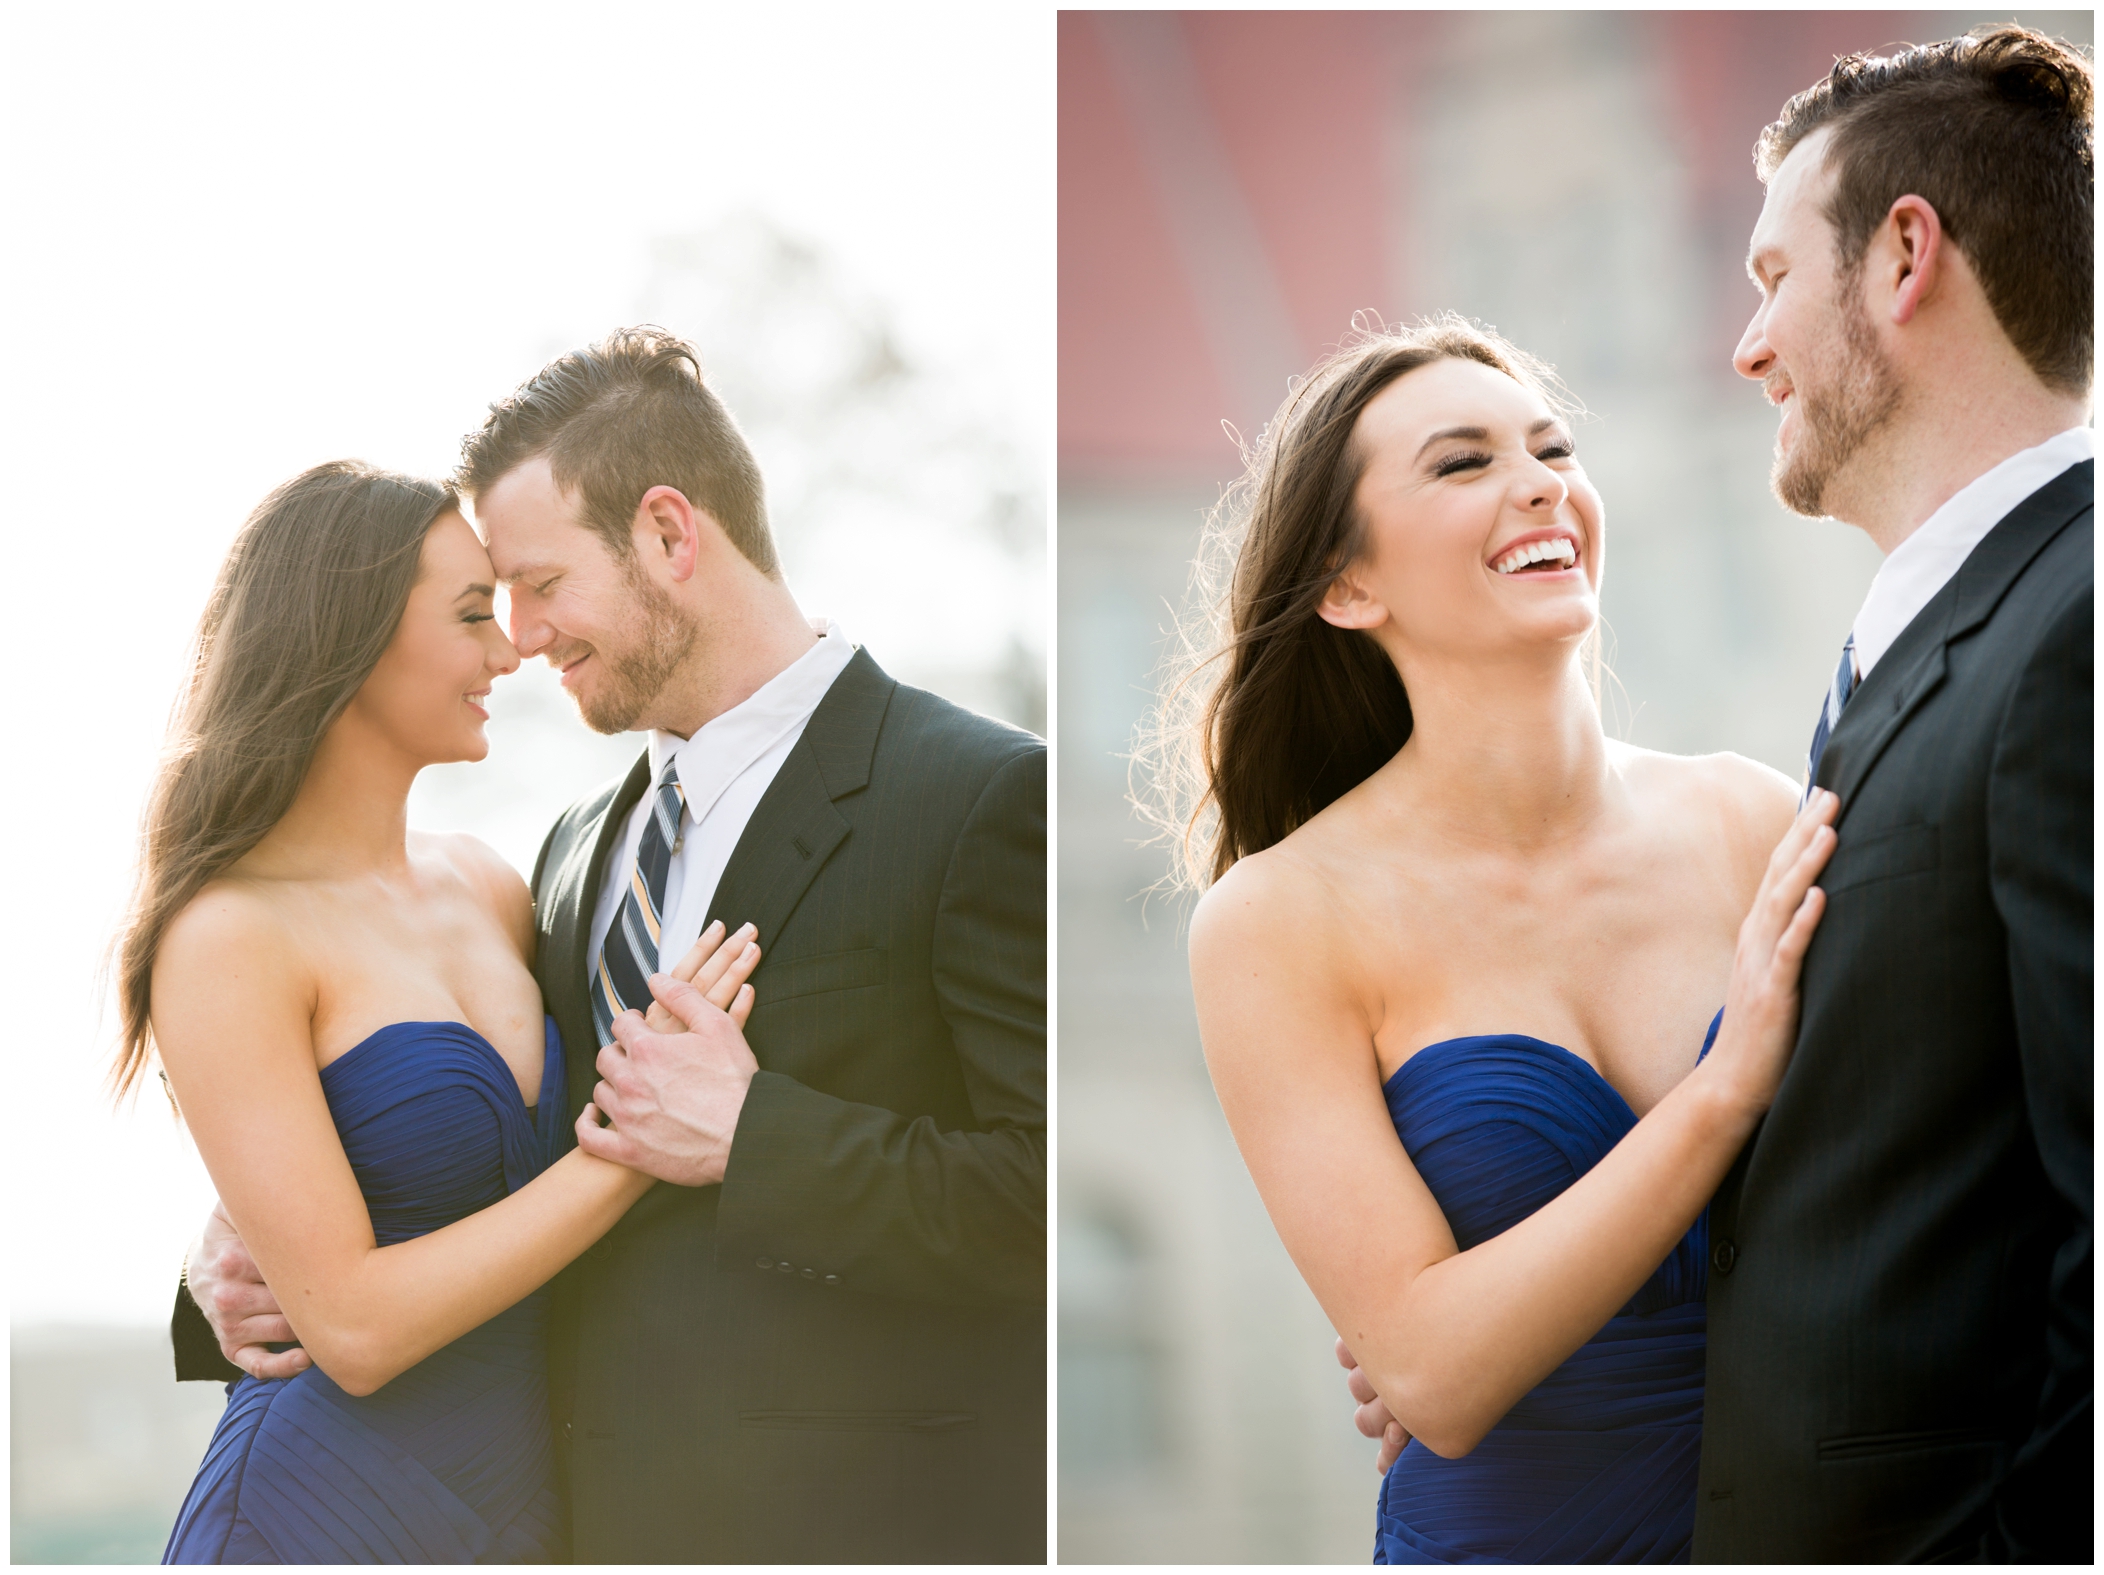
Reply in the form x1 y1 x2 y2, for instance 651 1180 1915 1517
113 462 760 1563
1159 317 1840 1563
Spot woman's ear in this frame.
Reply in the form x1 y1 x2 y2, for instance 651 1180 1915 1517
1317 561 1388 631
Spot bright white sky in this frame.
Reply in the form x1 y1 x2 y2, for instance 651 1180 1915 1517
3 4 1051 1327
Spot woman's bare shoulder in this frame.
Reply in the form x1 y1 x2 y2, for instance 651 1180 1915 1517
1191 833 1343 956
152 878 314 1052
156 877 298 980
1612 741 1799 887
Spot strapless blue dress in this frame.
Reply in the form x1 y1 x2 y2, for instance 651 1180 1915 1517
1373 1014 1720 1564
163 1020 568 1564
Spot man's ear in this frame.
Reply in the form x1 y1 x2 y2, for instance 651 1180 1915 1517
635 486 701 581
1316 561 1387 631
1877 195 1946 328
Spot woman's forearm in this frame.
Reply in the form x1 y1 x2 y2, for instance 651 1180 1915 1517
1364 1062 1758 1456
283 1149 653 1395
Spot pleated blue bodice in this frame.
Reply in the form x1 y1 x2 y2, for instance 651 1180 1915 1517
164 1019 568 1565
1373 1014 1719 1565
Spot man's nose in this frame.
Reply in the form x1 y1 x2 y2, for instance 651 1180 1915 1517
1733 309 1773 382
507 597 552 659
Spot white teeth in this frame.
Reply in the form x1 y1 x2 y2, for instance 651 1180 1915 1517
1494 538 1577 574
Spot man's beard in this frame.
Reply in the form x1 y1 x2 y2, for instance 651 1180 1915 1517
576 561 698 735
1771 285 1901 518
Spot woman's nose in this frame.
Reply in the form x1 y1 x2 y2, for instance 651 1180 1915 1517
1523 460 1568 511
489 628 521 677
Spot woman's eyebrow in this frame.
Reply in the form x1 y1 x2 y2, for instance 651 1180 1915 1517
1413 418 1561 462
1414 425 1488 461
453 581 495 601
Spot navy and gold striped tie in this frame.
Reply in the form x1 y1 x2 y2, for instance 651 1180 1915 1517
594 758 686 1046
1802 633 1856 805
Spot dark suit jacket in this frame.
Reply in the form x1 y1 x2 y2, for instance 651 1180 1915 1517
531 648 1044 1563
1693 463 2092 1562
174 648 1046 1564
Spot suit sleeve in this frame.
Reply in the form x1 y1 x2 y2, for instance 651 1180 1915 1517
172 1276 243 1384
1985 579 2092 1561
712 745 1046 1306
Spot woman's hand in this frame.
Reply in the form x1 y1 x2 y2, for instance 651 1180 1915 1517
646 920 760 1033
1704 787 1839 1116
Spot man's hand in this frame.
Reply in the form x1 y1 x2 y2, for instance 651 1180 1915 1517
1336 1337 1408 1474
576 972 760 1187
187 1200 309 1380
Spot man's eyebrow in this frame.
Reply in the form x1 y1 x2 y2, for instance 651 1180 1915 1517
1413 419 1562 462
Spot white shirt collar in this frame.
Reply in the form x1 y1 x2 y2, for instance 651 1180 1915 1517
1852 426 2093 679
647 621 857 821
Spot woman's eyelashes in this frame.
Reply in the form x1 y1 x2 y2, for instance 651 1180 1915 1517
1430 439 1576 477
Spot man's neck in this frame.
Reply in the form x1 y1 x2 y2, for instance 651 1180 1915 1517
651 582 822 740
1829 377 2088 555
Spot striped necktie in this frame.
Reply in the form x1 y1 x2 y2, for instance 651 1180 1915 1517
1802 633 1856 805
594 757 686 1046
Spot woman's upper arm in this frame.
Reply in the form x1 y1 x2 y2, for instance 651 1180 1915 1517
1188 859 1459 1353
152 893 378 1333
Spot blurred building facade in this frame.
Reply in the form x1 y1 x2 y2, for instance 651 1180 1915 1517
1056 10 2091 1562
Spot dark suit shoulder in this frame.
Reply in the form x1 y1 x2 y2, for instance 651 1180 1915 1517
877 680 1043 782
534 758 647 900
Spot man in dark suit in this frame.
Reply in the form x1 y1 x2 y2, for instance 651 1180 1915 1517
1343 26 2089 1560
176 328 1045 1561
1695 28 2090 1560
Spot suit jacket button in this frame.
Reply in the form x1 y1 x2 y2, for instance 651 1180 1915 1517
777 1261 795 1273
1712 1238 1737 1275
755 1258 774 1270
824 1274 841 1286
562 1421 573 1441
801 1267 816 1279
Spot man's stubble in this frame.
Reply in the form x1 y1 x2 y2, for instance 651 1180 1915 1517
1771 276 1903 519
576 558 699 735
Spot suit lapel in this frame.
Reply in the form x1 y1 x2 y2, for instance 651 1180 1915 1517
1820 461 2092 818
706 649 896 1030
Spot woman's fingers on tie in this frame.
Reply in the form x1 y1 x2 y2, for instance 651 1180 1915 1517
667 921 727 986
704 938 761 1011
695 924 758 999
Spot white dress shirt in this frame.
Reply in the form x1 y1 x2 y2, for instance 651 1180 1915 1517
587 621 858 985
1850 426 2094 681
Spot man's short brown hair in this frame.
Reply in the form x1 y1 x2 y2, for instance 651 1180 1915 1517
1756 24 2094 396
457 326 778 575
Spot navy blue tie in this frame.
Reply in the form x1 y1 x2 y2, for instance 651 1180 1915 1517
594 758 686 1046
1803 634 1856 804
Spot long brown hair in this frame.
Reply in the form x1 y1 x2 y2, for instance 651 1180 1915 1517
111 461 456 1096
1137 314 1574 892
